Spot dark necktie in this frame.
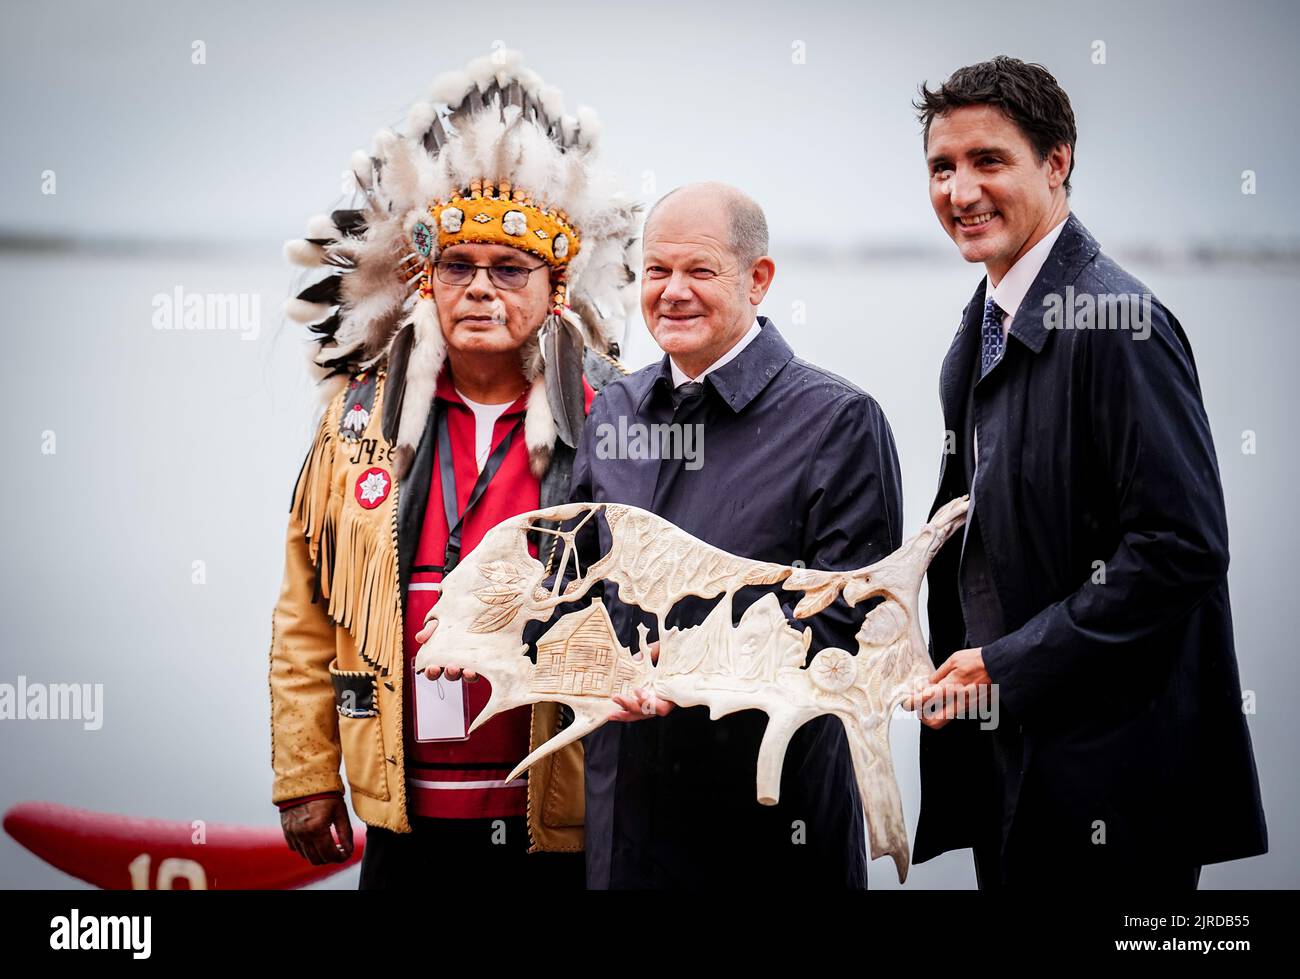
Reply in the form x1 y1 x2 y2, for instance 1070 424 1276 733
980 297 1005 378
671 380 705 412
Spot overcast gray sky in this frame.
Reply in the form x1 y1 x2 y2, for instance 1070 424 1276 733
2 0 1297 254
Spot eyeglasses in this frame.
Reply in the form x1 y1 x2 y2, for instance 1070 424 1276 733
433 260 549 290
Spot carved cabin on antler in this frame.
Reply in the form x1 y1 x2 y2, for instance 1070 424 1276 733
533 598 640 698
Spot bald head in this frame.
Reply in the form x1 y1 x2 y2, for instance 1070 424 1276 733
640 181 777 379
645 182 770 266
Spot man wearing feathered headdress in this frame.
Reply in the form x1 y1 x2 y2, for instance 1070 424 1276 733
268 50 639 888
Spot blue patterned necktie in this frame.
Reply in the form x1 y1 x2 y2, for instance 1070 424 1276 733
979 296 1005 378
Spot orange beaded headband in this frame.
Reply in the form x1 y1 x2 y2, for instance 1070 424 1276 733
409 180 579 311
416 180 579 264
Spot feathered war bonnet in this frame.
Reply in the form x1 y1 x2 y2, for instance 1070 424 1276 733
283 49 640 481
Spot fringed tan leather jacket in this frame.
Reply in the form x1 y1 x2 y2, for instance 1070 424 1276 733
269 352 624 851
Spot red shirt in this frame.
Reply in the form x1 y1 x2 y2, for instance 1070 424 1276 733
402 367 594 819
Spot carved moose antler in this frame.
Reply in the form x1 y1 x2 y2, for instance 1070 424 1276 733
415 496 969 882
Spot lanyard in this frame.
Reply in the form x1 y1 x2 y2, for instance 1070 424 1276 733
436 405 523 575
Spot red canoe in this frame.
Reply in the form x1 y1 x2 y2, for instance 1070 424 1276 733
3 801 365 889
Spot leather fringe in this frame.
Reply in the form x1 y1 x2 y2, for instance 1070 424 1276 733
290 390 399 676
291 411 336 572
324 497 399 675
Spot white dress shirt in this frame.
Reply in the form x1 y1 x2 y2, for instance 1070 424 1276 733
669 318 762 388
973 216 1069 461
985 215 1069 339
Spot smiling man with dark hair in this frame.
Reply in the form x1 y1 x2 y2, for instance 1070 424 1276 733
907 56 1267 890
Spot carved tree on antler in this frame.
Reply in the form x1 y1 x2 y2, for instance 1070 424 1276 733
415 496 969 882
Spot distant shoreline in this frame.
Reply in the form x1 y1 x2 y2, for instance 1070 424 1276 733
3 231 1299 272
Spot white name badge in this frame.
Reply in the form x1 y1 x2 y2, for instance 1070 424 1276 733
413 670 470 742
